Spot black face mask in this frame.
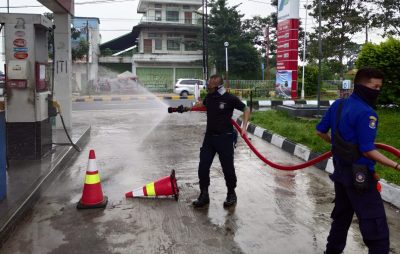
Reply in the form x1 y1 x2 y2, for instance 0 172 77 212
353 84 380 107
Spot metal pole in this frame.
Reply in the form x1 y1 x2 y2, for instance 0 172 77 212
265 26 270 81
202 0 206 80
225 47 228 73
86 20 90 95
205 0 209 80
301 0 309 99
7 0 9 13
317 0 322 114
224 42 229 89
250 90 253 113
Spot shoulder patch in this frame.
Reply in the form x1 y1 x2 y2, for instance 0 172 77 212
369 116 377 129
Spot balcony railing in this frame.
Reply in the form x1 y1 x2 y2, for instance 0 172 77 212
140 15 202 26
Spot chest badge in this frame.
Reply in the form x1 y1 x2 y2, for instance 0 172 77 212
355 171 366 183
219 102 226 110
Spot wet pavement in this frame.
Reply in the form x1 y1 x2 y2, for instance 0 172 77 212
1 99 399 254
0 123 90 244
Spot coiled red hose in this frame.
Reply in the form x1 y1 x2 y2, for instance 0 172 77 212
169 106 400 171
230 119 333 170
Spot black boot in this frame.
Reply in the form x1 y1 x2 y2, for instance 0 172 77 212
192 189 210 208
223 191 237 207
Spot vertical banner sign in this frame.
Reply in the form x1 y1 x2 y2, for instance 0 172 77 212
276 0 300 99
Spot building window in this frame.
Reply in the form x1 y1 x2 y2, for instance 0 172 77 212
155 39 162 50
166 11 179 22
148 33 162 38
155 10 162 21
155 3 162 8
184 40 198 51
167 39 180 50
183 5 190 9
184 34 197 39
184 12 192 24
167 33 180 38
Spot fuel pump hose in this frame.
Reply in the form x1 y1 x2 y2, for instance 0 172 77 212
167 106 400 171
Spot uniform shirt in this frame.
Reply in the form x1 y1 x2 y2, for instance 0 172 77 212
203 87 246 135
316 94 378 184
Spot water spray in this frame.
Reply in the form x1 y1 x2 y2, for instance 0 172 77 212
168 105 400 171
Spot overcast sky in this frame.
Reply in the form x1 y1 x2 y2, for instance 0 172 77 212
0 0 383 46
1 0 278 43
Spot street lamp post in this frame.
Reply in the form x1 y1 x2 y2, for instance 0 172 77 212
224 41 229 89
263 26 270 81
317 0 322 115
301 0 309 99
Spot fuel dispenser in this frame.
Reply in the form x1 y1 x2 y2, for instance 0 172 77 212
0 14 53 160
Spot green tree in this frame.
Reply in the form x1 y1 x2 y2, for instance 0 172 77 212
370 0 400 36
298 64 319 96
308 0 367 78
298 61 340 96
241 15 276 80
355 38 400 105
208 0 261 80
241 15 276 51
44 12 87 61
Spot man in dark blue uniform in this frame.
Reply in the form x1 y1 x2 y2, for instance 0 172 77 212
316 68 400 254
192 74 250 208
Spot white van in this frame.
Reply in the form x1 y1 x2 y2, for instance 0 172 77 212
173 79 206 96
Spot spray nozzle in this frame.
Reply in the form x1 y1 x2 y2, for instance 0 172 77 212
168 105 190 114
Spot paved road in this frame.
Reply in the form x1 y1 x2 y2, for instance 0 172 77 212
72 99 193 111
1 99 399 254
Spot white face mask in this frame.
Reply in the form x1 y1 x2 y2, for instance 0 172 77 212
207 82 225 94
217 85 226 95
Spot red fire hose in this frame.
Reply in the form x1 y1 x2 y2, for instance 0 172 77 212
168 106 400 171
230 120 333 170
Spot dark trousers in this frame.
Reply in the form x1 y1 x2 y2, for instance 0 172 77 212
326 181 389 254
198 133 236 191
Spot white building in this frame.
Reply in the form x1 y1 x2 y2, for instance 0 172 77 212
132 0 203 88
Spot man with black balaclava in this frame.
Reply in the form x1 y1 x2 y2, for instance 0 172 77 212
316 68 400 254
192 74 250 208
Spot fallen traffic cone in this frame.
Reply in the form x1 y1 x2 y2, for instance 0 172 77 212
77 150 108 209
125 170 179 201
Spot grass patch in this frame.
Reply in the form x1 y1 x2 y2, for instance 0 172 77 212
250 108 400 185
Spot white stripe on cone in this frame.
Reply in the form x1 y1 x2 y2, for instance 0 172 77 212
126 186 145 198
87 159 97 172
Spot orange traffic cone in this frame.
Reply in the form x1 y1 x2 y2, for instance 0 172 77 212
77 150 108 209
125 170 179 201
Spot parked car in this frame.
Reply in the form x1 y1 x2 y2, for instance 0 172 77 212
173 78 206 96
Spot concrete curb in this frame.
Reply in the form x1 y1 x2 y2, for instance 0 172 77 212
247 100 334 107
0 126 91 245
233 117 400 208
72 95 194 102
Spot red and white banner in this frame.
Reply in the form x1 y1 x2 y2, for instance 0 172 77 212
276 0 300 99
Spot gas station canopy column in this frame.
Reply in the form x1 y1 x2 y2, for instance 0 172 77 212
38 0 74 131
